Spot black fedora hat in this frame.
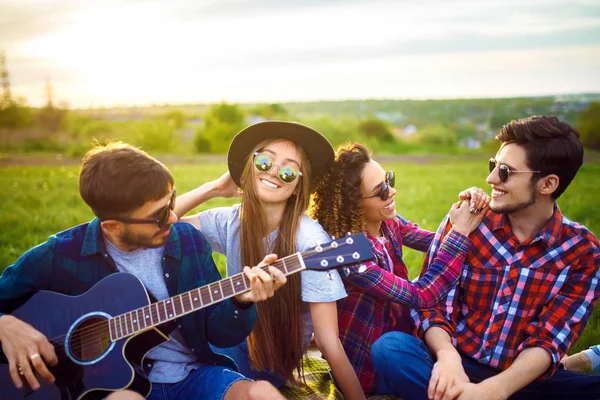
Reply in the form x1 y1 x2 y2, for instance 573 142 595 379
227 120 334 188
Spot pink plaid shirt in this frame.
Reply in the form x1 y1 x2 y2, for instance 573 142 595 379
337 215 471 393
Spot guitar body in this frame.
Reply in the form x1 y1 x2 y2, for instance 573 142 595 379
0 273 168 400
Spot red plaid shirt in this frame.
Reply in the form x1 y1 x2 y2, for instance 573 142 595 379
415 205 600 376
337 215 472 393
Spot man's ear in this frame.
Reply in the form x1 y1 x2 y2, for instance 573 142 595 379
538 174 559 197
100 220 122 236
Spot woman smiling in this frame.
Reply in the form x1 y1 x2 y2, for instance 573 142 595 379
175 122 365 400
311 142 489 395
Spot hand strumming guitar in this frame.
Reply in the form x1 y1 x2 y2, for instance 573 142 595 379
0 314 58 390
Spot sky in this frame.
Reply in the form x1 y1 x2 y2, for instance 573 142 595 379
1 0 600 108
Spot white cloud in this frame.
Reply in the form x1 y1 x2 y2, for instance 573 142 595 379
2 0 599 106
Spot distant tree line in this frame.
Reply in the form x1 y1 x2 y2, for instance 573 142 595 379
1 49 599 152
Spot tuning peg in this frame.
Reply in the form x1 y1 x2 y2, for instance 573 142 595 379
346 237 354 245
315 245 323 252
343 267 350 276
336 256 344 263
347 232 351 236
330 235 335 240
320 260 329 267
352 252 360 260
357 264 367 273
331 241 338 248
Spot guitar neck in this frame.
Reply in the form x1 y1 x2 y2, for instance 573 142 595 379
109 252 306 341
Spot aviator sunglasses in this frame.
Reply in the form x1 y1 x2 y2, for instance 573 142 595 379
253 152 303 184
105 187 176 230
488 158 540 183
362 171 395 201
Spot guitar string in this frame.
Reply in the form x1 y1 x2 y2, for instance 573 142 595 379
64 243 363 350
60 256 303 341
48 246 363 360
56 245 361 356
46 256 306 344
59 257 363 360
54 257 314 360
60 251 336 357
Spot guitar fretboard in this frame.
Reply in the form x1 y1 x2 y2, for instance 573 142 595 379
108 252 305 341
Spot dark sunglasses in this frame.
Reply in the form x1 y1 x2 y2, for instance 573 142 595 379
488 158 541 183
105 187 176 230
253 152 303 184
362 171 395 201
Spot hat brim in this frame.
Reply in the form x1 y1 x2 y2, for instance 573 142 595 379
227 121 334 188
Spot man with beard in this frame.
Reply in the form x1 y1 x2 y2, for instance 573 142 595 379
371 116 600 400
0 142 287 400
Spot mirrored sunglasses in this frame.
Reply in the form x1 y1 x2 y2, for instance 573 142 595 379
253 152 303 184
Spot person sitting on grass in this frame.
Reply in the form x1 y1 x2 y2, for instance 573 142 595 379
310 142 489 395
0 142 287 400
372 116 600 400
174 121 365 400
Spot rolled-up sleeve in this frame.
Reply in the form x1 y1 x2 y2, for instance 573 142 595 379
518 247 600 377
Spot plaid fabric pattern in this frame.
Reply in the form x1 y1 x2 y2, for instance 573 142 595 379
0 218 257 370
337 216 471 393
415 205 600 376
281 346 402 400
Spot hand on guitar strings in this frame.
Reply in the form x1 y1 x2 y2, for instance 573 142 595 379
0 314 58 390
235 254 287 304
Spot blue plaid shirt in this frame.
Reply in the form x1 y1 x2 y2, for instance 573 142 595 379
0 219 257 371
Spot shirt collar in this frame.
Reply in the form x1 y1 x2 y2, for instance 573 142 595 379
365 220 398 249
490 203 562 247
81 218 105 256
163 225 182 260
537 204 562 247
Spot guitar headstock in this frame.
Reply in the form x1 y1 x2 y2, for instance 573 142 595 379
302 233 373 272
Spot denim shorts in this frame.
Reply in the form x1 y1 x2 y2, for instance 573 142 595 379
147 364 250 400
210 340 287 388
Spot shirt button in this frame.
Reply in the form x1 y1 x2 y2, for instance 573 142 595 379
165 273 170 278
178 324 182 329
234 310 239 315
147 363 152 367
191 348 195 353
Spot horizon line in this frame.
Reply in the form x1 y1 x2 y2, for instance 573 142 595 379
64 91 600 111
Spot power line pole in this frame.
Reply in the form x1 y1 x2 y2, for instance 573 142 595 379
45 76 54 109
0 50 12 106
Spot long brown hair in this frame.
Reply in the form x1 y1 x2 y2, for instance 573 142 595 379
311 143 371 238
239 139 313 380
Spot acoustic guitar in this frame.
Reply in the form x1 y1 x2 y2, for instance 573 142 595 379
0 233 373 399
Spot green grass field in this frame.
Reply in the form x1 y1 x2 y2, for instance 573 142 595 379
1 157 599 353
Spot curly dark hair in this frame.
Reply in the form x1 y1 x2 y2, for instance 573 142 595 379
311 143 371 238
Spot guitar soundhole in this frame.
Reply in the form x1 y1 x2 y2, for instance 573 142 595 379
67 315 112 364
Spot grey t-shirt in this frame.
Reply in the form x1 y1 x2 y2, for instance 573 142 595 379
104 238 201 384
198 204 347 347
